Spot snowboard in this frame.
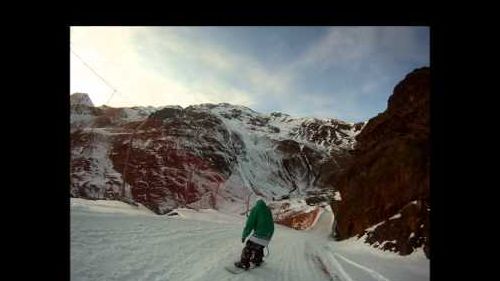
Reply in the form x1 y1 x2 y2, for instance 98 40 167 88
224 262 265 274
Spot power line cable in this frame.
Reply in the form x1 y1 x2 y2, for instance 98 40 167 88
70 42 131 106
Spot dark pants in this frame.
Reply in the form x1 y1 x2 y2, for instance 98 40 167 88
240 240 264 267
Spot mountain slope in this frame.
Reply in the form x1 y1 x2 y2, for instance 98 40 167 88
71 198 429 281
70 96 362 215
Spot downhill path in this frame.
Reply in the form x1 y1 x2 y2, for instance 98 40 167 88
71 199 429 281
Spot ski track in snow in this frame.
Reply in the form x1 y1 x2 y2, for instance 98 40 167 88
71 201 429 281
332 253 391 281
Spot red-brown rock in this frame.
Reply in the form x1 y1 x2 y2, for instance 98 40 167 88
329 67 430 257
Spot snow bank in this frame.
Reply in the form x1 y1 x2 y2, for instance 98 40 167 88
168 208 244 225
70 198 155 216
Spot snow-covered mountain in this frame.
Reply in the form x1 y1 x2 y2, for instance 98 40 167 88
70 66 430 259
70 95 363 215
71 92 94 107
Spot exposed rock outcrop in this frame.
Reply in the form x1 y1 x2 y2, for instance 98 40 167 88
70 98 361 215
329 67 430 257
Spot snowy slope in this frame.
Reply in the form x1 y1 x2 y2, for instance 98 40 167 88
70 97 368 223
190 103 359 201
71 199 429 281
70 129 133 199
204 103 358 152
71 100 362 215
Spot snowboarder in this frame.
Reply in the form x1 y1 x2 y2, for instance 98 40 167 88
234 199 275 270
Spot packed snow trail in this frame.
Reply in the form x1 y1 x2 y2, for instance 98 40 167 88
71 199 429 281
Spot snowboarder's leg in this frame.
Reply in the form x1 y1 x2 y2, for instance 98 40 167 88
236 241 253 269
251 242 264 266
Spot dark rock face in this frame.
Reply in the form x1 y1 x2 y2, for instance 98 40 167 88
329 67 430 257
274 140 325 194
292 119 357 150
363 200 430 256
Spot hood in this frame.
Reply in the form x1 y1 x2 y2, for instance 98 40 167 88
255 199 266 208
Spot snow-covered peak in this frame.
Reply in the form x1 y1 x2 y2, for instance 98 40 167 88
71 93 94 107
186 102 258 117
120 106 165 122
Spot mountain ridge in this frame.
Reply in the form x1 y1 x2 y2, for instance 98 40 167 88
70 97 362 215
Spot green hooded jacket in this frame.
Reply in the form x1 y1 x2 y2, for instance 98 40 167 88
242 199 275 241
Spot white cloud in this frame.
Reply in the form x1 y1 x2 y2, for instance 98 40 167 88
137 28 294 97
290 27 376 71
289 26 428 72
70 27 259 108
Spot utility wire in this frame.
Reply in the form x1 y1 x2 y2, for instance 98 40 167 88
70 42 122 106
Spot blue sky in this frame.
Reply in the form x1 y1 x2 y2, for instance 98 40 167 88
70 26 429 123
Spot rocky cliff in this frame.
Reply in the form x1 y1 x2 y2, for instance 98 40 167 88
70 97 361 217
329 67 430 257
